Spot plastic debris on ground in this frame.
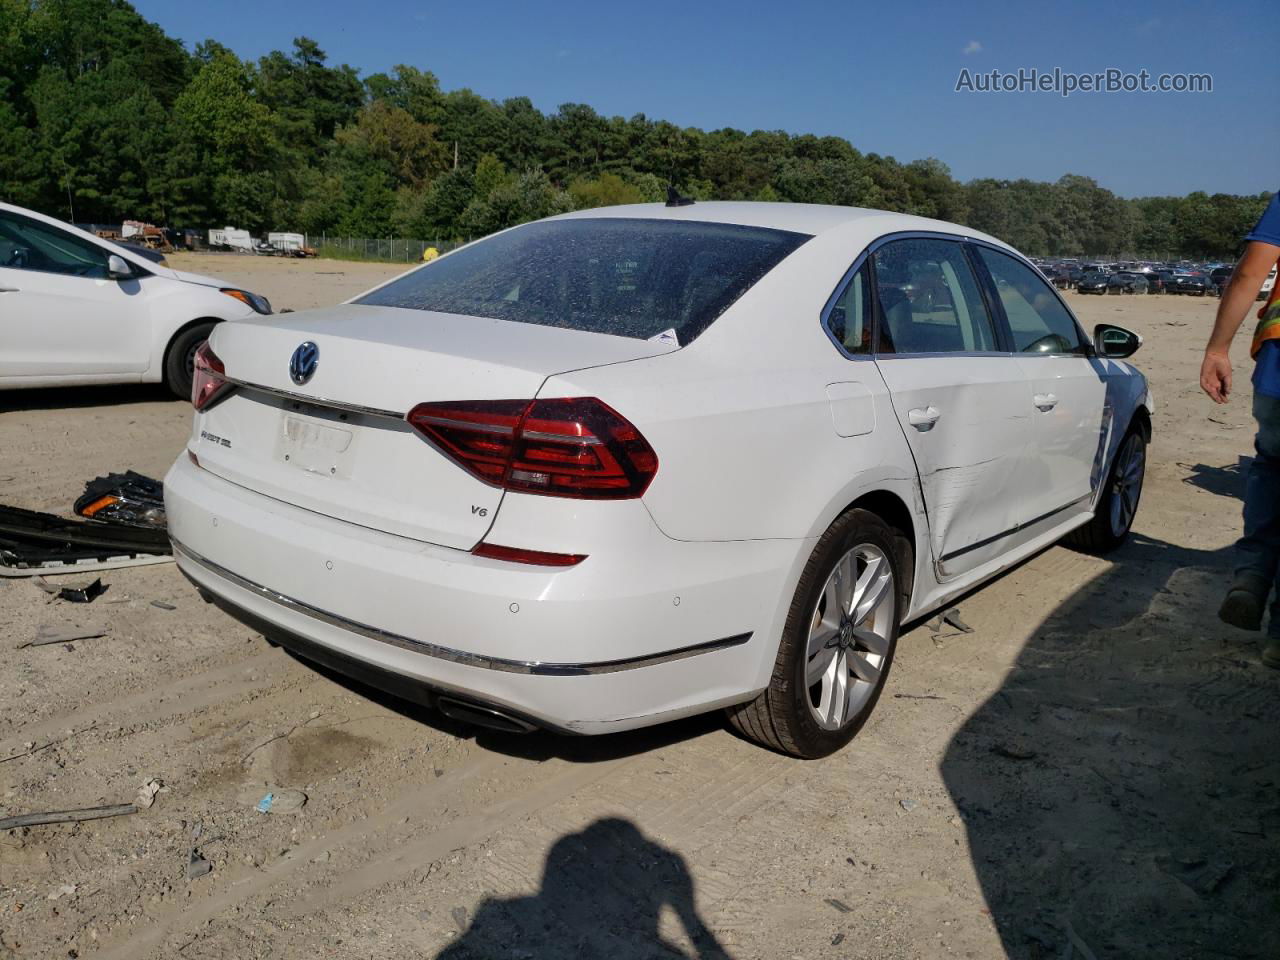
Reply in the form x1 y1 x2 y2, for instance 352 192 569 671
56 577 107 603
255 789 308 815
0 499 170 577
17 625 108 649
136 778 164 809
73 471 166 528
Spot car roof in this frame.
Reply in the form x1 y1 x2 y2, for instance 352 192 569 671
549 200 1009 246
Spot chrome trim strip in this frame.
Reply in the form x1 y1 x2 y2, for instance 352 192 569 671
520 429 602 445
409 413 512 435
224 376 405 422
171 538 751 675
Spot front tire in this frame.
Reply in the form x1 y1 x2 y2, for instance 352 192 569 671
1067 427 1146 554
726 509 904 758
164 322 217 401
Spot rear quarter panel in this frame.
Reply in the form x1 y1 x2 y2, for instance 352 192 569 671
538 217 929 546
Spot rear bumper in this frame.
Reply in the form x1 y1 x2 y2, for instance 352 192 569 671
164 455 808 733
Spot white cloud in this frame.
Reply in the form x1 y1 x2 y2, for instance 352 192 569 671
962 40 983 55
1136 17 1160 35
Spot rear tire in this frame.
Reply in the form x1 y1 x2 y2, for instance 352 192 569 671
726 509 906 758
1067 427 1146 554
164 322 217 401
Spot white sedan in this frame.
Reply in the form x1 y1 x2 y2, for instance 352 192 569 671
0 201 272 398
165 202 1151 758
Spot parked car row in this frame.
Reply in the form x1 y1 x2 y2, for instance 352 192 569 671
1034 257 1265 298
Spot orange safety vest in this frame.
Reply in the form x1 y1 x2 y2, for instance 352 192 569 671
1254 271 1280 359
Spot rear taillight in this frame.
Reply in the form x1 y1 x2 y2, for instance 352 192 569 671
406 397 658 499
191 341 235 411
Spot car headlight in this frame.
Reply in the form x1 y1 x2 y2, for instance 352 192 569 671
220 288 273 315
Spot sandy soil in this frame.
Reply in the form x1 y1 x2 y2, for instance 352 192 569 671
1 255 1276 960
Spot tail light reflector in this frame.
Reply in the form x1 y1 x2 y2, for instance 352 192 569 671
406 397 658 499
192 341 235 411
471 543 587 566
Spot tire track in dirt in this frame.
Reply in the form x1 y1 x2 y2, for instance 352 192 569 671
0 649 290 758
94 750 637 957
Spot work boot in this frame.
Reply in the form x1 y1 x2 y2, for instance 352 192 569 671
1263 636 1280 670
1218 572 1271 632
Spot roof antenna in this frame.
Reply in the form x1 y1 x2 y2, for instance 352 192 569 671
666 183 695 207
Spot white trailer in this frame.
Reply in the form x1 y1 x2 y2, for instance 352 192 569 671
208 227 253 252
267 232 306 252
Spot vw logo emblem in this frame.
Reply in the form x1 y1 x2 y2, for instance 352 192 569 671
289 341 319 385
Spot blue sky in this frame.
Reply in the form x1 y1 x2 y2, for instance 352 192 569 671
134 0 1277 198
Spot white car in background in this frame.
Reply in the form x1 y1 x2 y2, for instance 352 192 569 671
165 202 1152 758
1261 264 1277 301
0 201 273 398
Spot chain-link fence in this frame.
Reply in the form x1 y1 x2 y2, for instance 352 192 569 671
308 235 466 263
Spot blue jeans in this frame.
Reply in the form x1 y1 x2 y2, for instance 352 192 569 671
1237 392 1280 636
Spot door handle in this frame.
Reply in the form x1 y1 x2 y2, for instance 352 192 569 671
907 406 940 430
0 285 18 293
1034 393 1058 411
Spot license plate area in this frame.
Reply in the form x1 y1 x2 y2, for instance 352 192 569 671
274 402 357 478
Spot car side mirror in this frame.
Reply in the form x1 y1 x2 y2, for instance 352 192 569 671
107 254 134 281
1093 323 1142 359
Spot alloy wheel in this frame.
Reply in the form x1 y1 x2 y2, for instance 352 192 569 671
804 544 895 731
1109 433 1145 537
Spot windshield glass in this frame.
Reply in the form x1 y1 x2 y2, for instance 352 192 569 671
356 217 811 344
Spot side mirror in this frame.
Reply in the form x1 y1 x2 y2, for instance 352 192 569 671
1093 323 1142 359
106 254 134 281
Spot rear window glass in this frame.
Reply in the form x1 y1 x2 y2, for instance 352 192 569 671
356 218 811 345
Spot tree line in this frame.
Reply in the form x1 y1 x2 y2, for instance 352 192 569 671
1 0 1270 258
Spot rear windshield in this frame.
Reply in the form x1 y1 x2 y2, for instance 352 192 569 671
356 217 811 345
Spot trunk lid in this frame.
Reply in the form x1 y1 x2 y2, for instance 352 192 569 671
193 304 672 550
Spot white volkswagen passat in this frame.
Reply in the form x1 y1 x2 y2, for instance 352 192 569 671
164 202 1151 758
0 201 272 398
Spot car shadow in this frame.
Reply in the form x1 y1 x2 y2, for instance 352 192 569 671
434 816 732 960
1179 458 1251 501
940 533 1280 959
280 647 726 764
0 383 181 412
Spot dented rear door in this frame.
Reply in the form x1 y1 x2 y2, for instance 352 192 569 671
868 236 1033 578
875 356 1032 576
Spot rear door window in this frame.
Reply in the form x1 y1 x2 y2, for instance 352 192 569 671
358 218 811 345
871 238 998 354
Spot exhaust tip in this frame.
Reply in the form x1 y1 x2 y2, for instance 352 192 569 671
436 696 537 734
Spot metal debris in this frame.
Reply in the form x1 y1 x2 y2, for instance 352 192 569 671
0 803 137 831
927 607 974 635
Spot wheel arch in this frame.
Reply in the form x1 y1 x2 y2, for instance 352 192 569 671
837 488 918 613
1127 403 1152 442
161 317 222 386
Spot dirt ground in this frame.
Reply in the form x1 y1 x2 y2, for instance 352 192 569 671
1 253 1276 960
